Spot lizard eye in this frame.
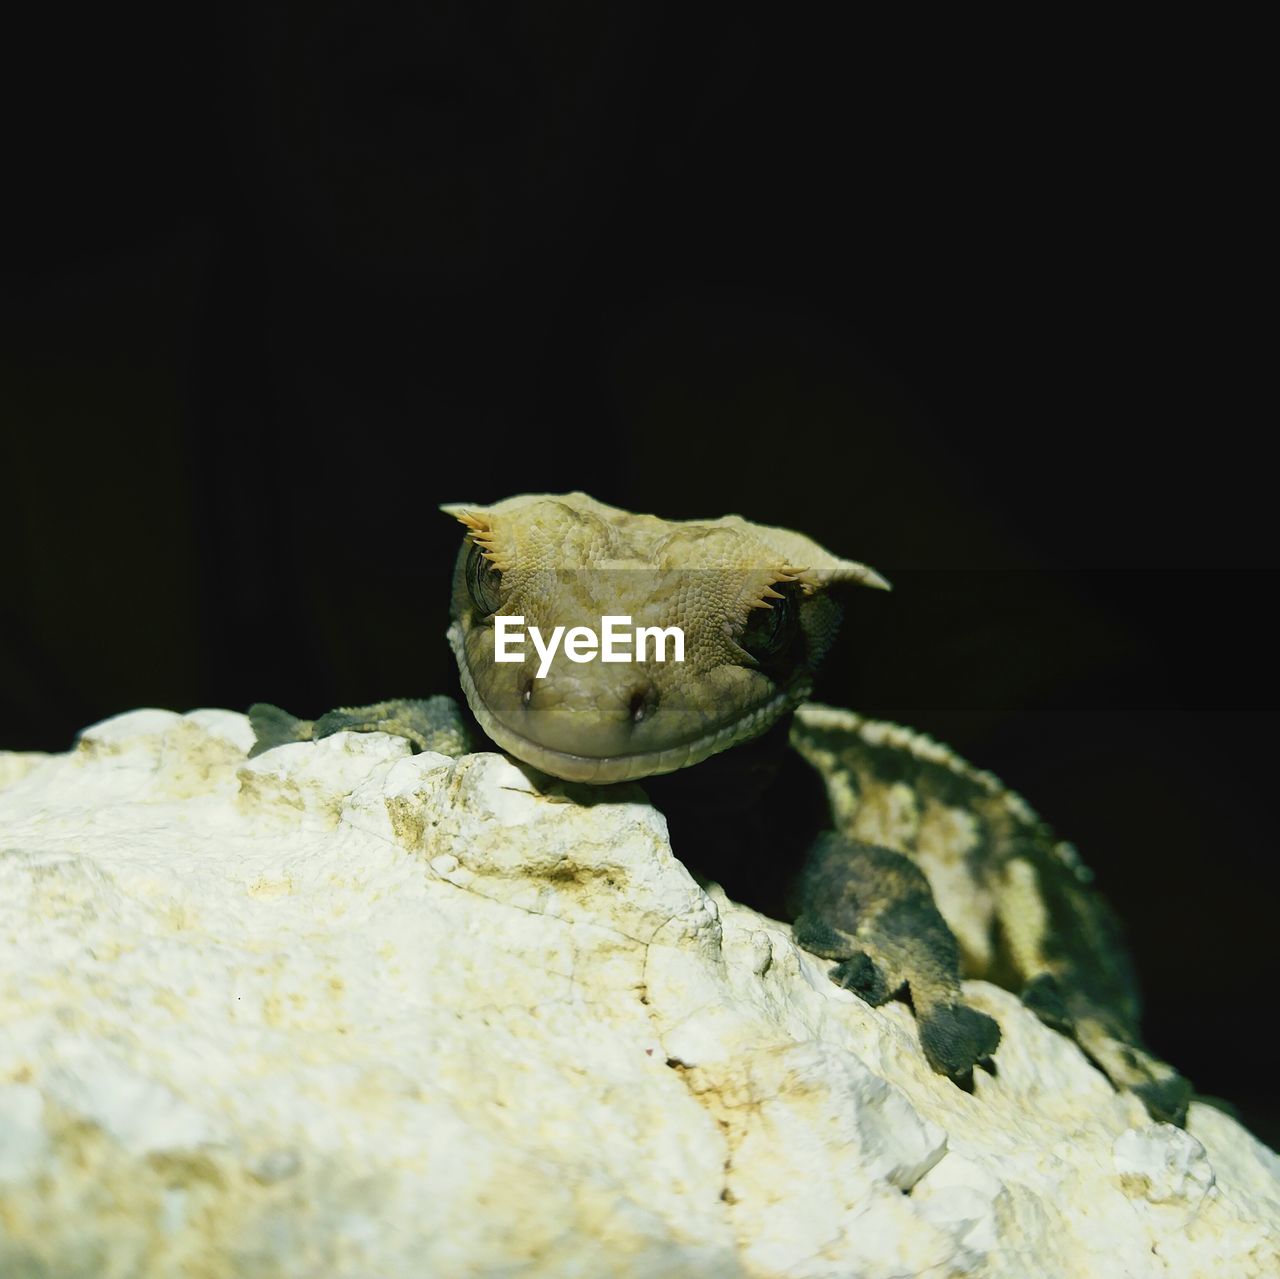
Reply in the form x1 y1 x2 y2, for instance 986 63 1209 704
739 584 798 663
465 542 504 616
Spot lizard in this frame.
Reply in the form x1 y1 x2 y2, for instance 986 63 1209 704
248 491 1191 1124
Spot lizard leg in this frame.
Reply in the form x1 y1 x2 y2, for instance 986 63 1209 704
1072 1013 1191 1125
997 854 1191 1125
793 833 1001 1086
248 697 472 759
246 703 317 755
1020 969 1190 1125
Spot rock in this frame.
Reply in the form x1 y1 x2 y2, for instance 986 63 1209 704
0 708 1276 1278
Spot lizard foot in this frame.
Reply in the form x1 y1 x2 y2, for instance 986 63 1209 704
1018 974 1190 1123
791 916 896 1005
795 833 1001 1085
1073 1016 1192 1125
919 1003 1001 1086
248 697 471 759
246 703 316 756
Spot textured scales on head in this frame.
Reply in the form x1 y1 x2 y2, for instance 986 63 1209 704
440 492 887 783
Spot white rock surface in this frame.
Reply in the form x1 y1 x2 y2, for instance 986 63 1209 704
0 709 1275 1278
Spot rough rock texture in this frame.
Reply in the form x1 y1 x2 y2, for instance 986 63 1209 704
1 709 1276 1279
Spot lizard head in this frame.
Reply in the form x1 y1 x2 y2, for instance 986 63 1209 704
442 492 888 783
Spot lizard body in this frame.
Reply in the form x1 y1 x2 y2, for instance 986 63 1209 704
250 492 1189 1122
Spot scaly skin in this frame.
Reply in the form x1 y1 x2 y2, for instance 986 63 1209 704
249 492 1190 1122
442 492 886 783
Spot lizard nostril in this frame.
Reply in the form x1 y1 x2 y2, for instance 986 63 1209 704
629 688 658 724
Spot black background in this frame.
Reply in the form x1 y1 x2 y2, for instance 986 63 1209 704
4 9 1274 1144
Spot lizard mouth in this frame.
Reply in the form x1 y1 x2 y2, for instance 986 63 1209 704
450 626 796 784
